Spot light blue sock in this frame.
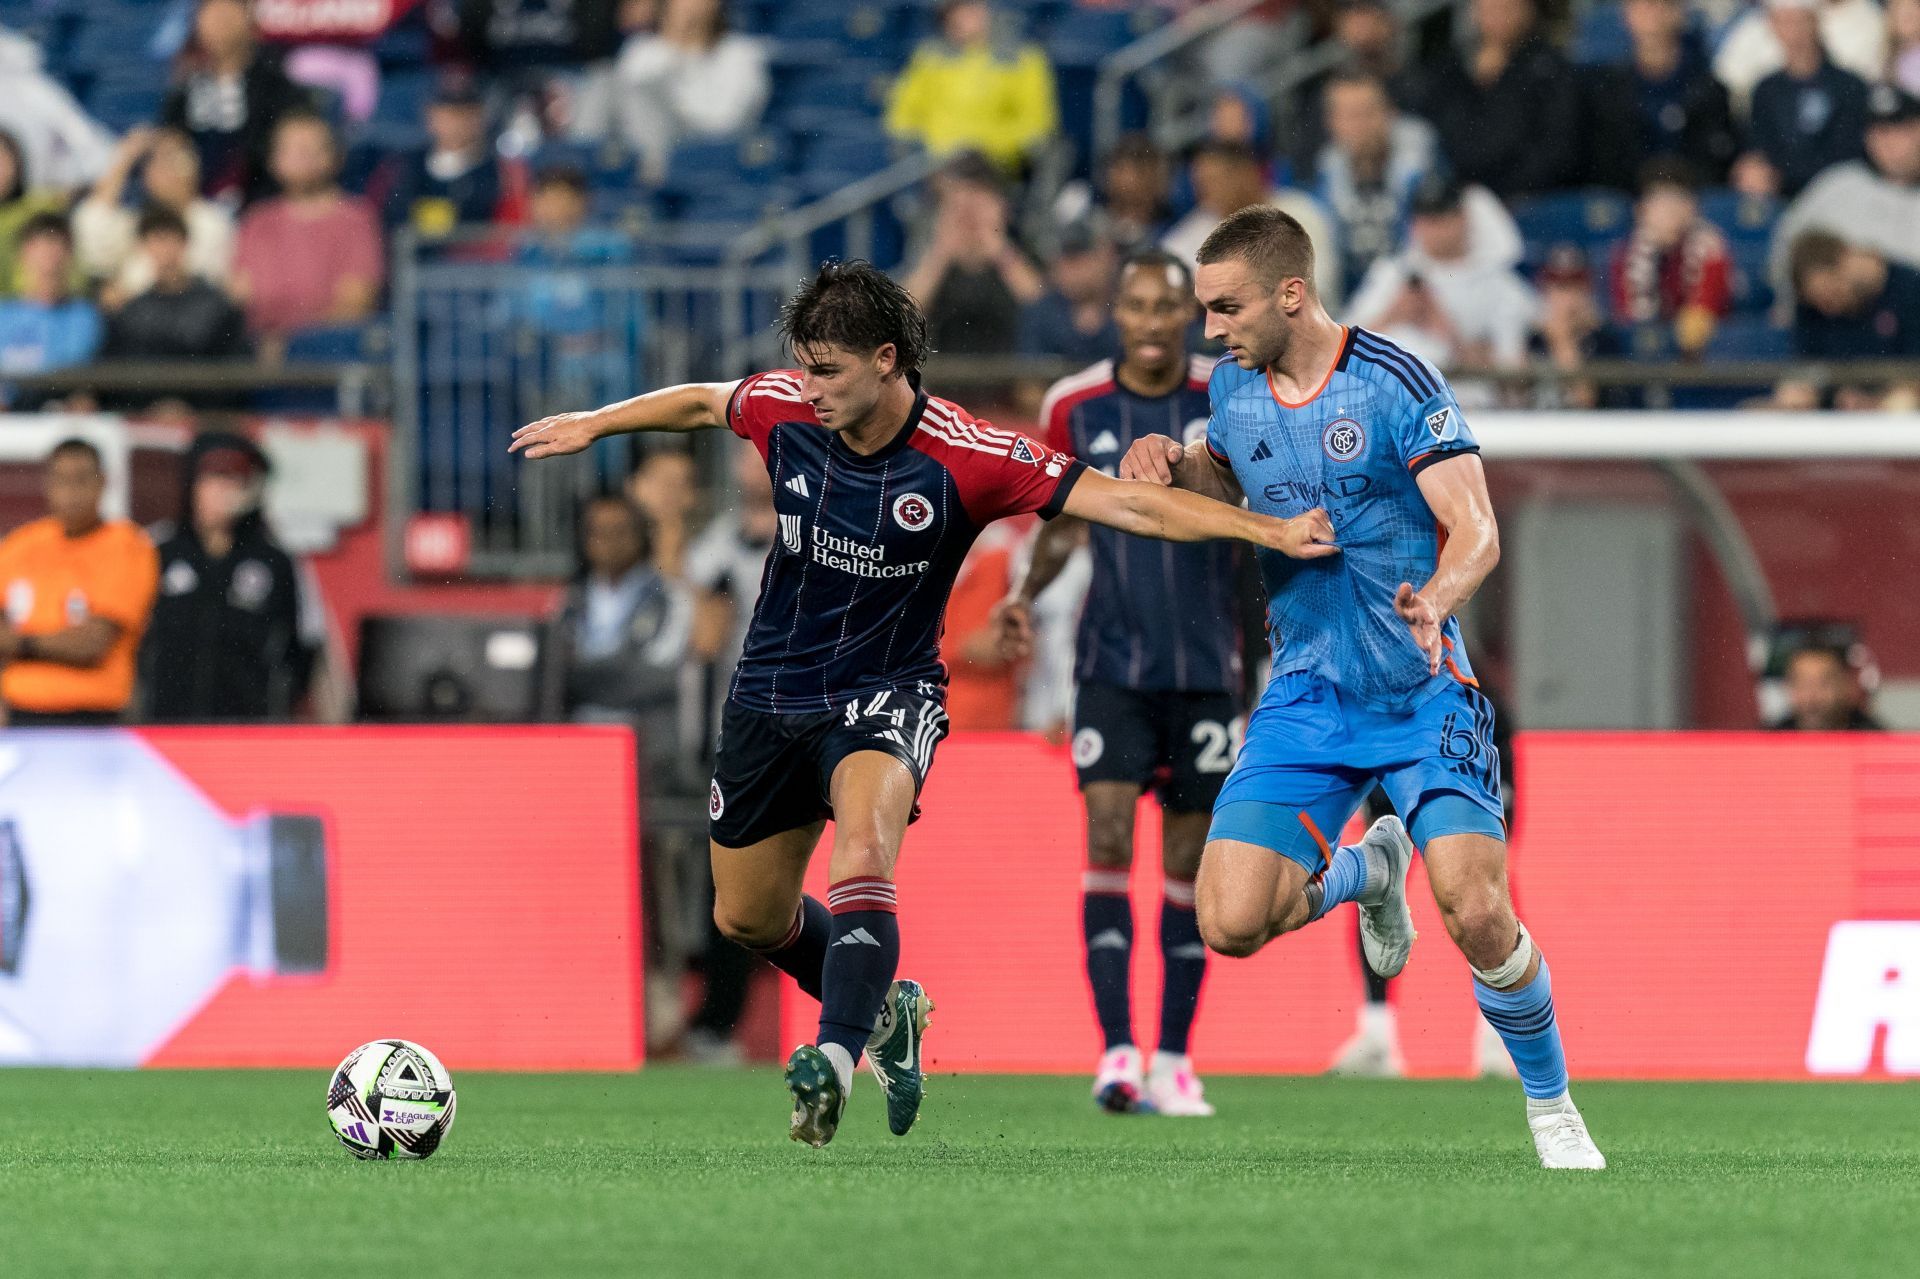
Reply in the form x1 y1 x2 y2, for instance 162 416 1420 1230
1305 843 1377 922
1474 957 1569 1100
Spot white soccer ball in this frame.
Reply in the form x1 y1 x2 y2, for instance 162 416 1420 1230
325 1039 458 1160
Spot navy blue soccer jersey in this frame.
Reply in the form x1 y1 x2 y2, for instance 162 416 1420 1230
726 370 1086 713
1041 354 1241 693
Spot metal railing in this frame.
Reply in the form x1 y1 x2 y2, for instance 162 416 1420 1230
5 360 385 417
1090 0 1271 163
390 234 793 577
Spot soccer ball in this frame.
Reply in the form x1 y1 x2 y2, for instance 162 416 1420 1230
325 1039 458 1160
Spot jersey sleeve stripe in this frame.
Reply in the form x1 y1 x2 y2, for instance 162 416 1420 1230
724 378 751 431
1205 437 1230 465
1039 459 1086 519
1352 331 1438 399
1407 445 1480 475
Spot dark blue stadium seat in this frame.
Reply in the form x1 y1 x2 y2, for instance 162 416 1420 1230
1512 190 1634 263
530 139 639 190
86 82 166 133
802 133 894 177
283 324 371 363
1699 190 1780 243
1570 5 1632 66
1044 6 1152 66
778 107 883 143
373 68 433 129
1705 316 1792 359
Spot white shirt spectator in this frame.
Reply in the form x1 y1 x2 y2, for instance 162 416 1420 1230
573 28 770 183
1161 189 1346 314
0 27 115 189
71 199 235 297
1769 158 1920 295
1713 0 1890 117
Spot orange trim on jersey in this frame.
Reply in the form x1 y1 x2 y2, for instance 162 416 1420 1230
1265 326 1347 409
1441 635 1480 688
1407 451 1433 471
1297 811 1334 872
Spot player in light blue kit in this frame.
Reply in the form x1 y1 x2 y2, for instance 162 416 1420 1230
1120 206 1605 1170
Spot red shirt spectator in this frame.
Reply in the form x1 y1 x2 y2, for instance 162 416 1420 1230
232 112 383 338
1609 160 1732 353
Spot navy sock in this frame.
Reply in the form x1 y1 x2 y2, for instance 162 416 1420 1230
817 878 900 1063
1083 869 1135 1050
1156 878 1207 1057
1474 954 1570 1100
748 896 830 1001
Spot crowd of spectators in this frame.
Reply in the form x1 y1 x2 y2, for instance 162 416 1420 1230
0 0 1911 412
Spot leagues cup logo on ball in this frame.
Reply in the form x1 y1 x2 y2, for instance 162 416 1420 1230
325 1039 457 1161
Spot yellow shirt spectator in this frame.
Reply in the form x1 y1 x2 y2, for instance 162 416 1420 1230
885 37 1060 173
0 440 160 720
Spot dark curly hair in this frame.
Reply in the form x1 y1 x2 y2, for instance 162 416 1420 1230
779 260 930 377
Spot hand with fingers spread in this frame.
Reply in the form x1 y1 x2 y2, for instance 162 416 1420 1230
1119 433 1183 485
509 411 605 459
987 594 1035 663
1394 582 1443 675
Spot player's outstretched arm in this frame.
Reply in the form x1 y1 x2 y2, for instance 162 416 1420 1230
1396 452 1501 675
1064 469 1336 558
507 381 741 459
1117 433 1243 504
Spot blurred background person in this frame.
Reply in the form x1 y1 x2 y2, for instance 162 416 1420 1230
72 127 235 305
1595 0 1740 184
1018 220 1119 365
902 153 1045 355
941 524 1025 732
885 0 1059 178
1715 0 1887 116
1160 140 1342 312
162 0 312 206
1052 133 1173 252
1308 70 1441 300
383 75 526 236
1609 161 1733 357
0 439 158 727
1771 85 1920 300
0 214 101 409
230 112 383 352
1768 637 1883 729
1416 0 1581 199
140 434 318 723
0 129 68 294
100 208 251 366
0 25 113 193
1891 0 1920 95
626 445 706 581
1730 0 1870 199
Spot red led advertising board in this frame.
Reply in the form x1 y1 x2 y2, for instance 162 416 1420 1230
781 734 1920 1081
0 728 641 1071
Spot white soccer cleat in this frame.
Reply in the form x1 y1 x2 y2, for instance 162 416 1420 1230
1474 1014 1519 1079
1356 816 1417 979
1529 1099 1607 1171
1146 1051 1215 1117
1326 1018 1405 1078
1092 1045 1146 1113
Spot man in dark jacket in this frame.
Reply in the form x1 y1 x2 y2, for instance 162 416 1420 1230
1418 0 1583 199
139 433 318 721
102 208 251 364
161 0 315 206
1584 0 1741 190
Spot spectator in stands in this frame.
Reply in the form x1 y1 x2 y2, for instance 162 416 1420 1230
0 215 101 407
686 439 776 697
1891 0 1920 95
163 0 313 207
1054 133 1173 252
1161 141 1345 311
1417 0 1581 199
231 112 384 349
101 209 251 364
0 128 67 296
0 25 114 192
1206 83 1275 160
1715 0 1887 117
1768 638 1883 729
1732 0 1871 198
140 433 319 722
1017 220 1119 365
1286 0 1429 166
1771 84 1920 296
385 75 525 236
1532 244 1630 408
453 0 623 71
902 153 1045 355
1309 71 1441 298
576 0 770 186
1347 175 1538 381
1789 229 1920 356
1599 0 1741 184
1610 160 1734 357
0 438 159 726
73 127 236 305
627 446 704 581
885 1 1060 177
518 165 637 410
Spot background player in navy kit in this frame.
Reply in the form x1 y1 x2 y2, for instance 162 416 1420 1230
993 250 1239 1117
512 261 1338 1148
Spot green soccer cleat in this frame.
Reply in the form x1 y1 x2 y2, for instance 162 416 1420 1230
783 1044 847 1148
865 979 934 1136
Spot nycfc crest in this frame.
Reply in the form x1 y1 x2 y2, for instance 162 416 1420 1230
1322 418 1366 462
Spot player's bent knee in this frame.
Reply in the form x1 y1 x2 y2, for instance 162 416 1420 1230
712 902 789 949
1196 902 1266 957
1439 899 1518 971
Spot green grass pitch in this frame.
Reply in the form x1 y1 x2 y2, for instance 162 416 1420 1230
2 1069 1917 1277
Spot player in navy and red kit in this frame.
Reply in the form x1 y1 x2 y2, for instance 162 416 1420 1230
512 261 1337 1147
994 251 1241 1117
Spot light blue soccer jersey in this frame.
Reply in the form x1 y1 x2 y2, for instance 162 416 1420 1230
1205 327 1480 714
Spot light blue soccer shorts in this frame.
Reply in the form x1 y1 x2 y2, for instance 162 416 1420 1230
1207 670 1506 873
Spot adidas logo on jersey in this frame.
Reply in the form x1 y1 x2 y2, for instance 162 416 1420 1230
785 473 810 499
1089 429 1119 454
1250 439 1273 462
